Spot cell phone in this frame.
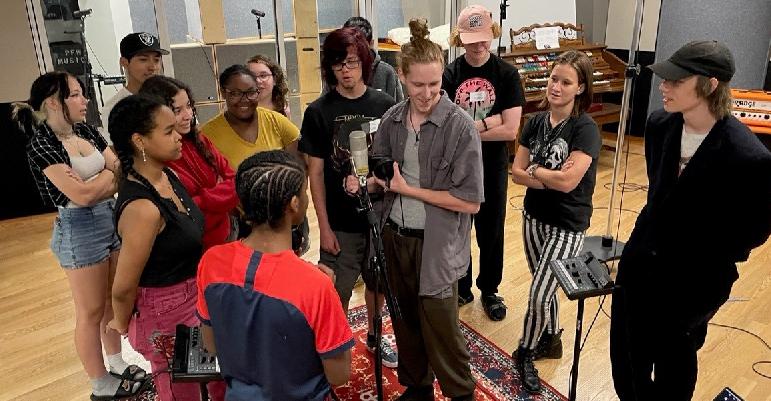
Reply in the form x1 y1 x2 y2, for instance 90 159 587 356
713 387 743 401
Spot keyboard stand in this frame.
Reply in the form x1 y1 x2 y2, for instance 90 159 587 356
549 253 614 401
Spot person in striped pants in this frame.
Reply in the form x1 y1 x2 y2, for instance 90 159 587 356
509 50 601 393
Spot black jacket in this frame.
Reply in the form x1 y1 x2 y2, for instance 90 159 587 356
618 109 771 312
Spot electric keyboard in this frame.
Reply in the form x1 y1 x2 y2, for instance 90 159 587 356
171 325 221 382
549 252 614 300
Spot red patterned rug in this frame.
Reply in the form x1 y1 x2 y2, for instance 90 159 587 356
334 305 567 401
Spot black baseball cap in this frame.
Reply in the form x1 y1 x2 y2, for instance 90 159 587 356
120 32 169 59
648 40 735 82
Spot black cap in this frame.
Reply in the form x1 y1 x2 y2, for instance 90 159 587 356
649 40 735 82
120 32 169 59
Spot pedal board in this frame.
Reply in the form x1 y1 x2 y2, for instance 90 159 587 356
549 252 614 300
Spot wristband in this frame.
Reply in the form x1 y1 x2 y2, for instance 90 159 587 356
481 117 489 131
526 163 539 178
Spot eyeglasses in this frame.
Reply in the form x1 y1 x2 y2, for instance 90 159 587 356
332 59 361 71
254 73 273 81
223 88 260 101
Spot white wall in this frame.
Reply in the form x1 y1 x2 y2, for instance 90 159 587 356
0 0 42 102
605 0 660 51
473 0 576 49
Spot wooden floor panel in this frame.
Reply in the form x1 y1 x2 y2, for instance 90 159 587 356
1 136 769 401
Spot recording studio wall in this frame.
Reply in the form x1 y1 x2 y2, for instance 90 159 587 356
648 0 771 112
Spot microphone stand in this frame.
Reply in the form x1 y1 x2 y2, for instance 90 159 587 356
497 0 509 56
581 0 645 262
253 14 263 39
353 175 400 401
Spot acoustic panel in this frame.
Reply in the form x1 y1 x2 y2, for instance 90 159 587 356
196 102 222 127
171 44 219 102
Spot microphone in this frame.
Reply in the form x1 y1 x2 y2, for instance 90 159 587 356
251 9 266 17
349 130 369 177
72 9 92 18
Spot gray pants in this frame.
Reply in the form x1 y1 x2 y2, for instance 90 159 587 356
319 230 372 307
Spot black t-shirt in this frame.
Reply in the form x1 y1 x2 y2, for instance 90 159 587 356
443 53 525 167
299 87 396 232
519 112 601 232
115 168 204 287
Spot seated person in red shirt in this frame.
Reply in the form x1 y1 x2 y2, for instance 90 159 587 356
196 150 353 400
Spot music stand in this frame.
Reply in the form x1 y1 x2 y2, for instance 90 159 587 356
549 252 614 401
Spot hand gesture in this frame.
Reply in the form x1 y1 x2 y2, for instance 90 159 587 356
320 226 341 255
343 175 360 195
386 162 407 194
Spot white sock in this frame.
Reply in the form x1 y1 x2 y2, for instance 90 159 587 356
107 353 129 375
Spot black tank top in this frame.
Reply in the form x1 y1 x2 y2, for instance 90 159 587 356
115 168 205 287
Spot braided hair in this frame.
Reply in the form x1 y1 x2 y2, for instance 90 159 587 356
138 75 220 174
236 150 305 229
108 95 169 209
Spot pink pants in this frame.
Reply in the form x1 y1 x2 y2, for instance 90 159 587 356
128 277 226 401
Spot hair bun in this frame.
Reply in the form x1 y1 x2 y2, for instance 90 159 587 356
408 18 430 42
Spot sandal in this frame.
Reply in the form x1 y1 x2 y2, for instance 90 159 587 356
109 364 147 381
90 378 144 401
481 294 507 321
458 292 475 307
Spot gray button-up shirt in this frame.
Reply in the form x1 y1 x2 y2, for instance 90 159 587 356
373 92 484 296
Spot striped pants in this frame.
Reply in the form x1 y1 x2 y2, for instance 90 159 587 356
520 212 585 350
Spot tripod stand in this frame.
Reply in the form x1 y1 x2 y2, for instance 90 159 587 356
353 175 401 401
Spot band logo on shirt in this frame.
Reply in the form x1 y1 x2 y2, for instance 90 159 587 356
453 78 496 121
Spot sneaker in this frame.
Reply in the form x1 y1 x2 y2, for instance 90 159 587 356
367 334 398 368
481 294 507 321
515 346 541 393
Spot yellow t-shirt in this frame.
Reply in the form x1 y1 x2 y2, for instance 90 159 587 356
201 107 300 169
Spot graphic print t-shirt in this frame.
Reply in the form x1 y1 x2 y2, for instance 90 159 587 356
299 88 396 232
443 54 525 166
519 112 601 232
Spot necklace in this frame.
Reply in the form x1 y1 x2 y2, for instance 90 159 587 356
408 108 421 146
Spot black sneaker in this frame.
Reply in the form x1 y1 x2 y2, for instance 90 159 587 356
481 294 507 321
515 346 541 394
366 334 398 368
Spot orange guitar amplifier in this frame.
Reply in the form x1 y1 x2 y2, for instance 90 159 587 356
732 89 771 112
732 89 771 134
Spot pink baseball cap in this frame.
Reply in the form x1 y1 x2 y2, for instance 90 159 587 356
457 5 494 44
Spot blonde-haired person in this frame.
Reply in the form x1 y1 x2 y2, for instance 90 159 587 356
13 71 146 400
443 4 525 319
611 41 771 401
510 50 600 394
345 19 483 401
246 54 291 116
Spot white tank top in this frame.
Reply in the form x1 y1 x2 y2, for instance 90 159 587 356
66 150 106 208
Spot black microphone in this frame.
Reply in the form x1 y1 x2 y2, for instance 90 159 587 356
250 9 265 17
73 9 92 18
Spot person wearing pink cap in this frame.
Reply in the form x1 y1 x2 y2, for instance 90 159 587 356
443 4 525 321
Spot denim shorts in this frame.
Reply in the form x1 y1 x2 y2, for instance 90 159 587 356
50 199 121 269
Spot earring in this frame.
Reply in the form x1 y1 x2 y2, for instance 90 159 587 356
141 148 147 163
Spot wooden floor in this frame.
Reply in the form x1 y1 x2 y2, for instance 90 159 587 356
1 136 769 401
